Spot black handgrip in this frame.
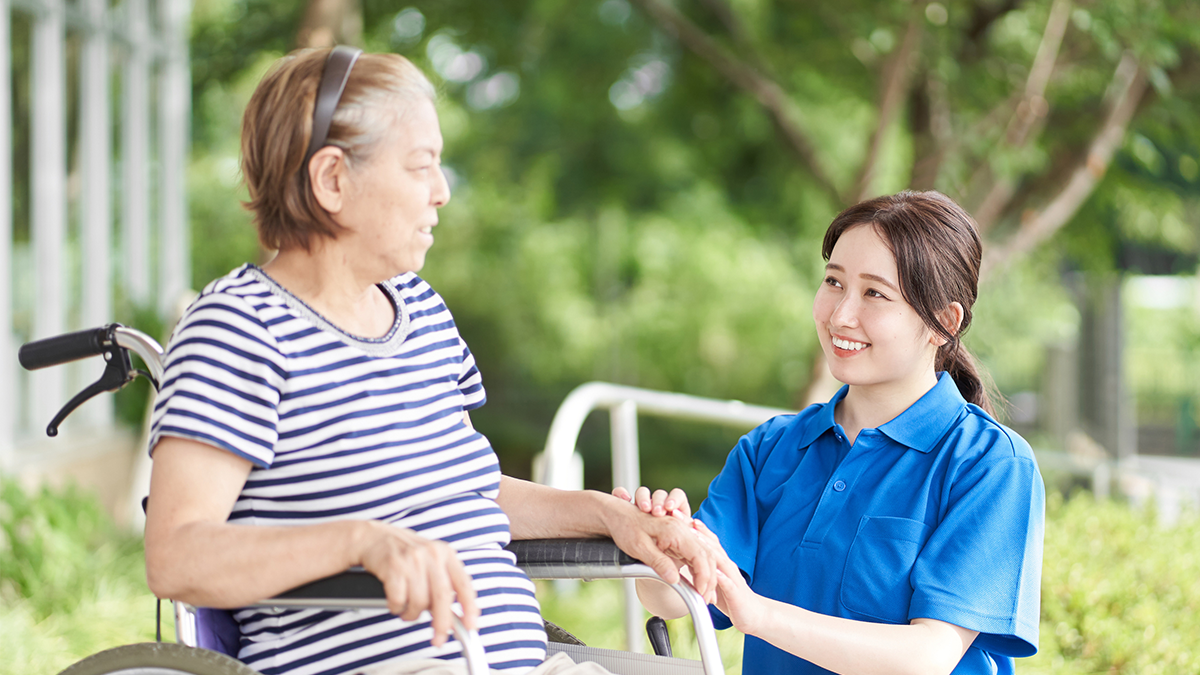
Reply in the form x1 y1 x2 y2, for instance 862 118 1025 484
18 325 114 371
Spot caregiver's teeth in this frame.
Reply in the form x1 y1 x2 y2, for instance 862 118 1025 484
833 337 867 351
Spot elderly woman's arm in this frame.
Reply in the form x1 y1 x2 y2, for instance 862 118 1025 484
495 476 717 602
143 436 479 643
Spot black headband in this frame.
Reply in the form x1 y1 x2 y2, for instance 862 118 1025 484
303 45 363 170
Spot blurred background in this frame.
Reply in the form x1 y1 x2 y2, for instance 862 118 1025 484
3 0 1200 673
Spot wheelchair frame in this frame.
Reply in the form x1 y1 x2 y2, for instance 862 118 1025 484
19 323 724 675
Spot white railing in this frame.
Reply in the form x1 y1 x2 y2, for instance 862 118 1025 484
0 0 190 470
536 381 795 653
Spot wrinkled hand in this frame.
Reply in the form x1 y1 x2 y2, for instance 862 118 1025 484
612 485 692 519
358 521 479 646
602 494 717 604
692 519 766 635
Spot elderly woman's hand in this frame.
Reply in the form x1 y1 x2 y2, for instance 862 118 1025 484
612 485 692 519
356 521 480 647
600 494 717 604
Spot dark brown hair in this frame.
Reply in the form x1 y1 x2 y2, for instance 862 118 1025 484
822 190 999 416
240 48 435 252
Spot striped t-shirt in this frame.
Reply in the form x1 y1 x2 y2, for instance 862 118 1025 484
149 264 547 675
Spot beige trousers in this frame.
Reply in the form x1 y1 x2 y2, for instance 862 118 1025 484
359 652 612 675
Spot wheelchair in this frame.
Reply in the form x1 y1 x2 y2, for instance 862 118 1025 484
19 324 725 675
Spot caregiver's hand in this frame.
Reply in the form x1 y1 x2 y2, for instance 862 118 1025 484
692 518 767 635
612 485 692 519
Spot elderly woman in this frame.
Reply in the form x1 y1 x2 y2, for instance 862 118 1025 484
143 47 715 675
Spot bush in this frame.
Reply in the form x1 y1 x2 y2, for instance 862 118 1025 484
1024 491 1200 673
0 479 164 675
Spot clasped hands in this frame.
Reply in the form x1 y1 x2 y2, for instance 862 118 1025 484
612 485 766 634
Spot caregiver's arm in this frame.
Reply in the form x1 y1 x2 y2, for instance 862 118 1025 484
700 521 977 675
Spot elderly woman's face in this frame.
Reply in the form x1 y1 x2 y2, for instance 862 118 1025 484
338 97 450 276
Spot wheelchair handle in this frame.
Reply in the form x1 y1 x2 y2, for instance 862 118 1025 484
18 324 167 436
18 325 113 370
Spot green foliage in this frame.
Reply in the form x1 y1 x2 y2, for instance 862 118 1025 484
970 251 1080 396
1125 278 1200 430
1024 491 1200 673
0 479 163 675
184 0 1200 479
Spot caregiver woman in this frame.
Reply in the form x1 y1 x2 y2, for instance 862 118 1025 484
624 191 1044 675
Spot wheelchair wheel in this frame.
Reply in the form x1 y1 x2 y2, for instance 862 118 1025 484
58 642 259 675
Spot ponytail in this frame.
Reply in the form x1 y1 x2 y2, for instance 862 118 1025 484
937 339 1002 418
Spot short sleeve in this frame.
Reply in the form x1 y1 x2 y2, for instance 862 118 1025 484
149 294 285 468
457 337 486 410
909 452 1045 657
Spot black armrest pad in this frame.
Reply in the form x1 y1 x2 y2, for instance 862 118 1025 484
274 568 384 600
505 538 641 567
269 538 641 603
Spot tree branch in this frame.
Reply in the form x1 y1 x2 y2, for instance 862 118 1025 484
854 12 922 202
981 53 1149 279
697 0 753 50
629 0 845 205
1008 0 1072 145
910 86 1019 200
968 0 1072 232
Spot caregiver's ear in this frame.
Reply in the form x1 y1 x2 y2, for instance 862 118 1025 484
932 302 964 346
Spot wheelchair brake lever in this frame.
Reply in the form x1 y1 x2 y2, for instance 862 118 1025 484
646 616 673 657
45 341 135 437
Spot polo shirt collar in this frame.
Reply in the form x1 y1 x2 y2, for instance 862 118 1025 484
794 384 849 449
793 373 967 453
877 372 967 453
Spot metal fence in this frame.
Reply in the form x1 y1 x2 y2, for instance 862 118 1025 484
0 0 190 471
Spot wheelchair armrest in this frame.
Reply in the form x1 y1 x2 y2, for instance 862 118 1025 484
505 537 639 570
267 537 644 604
267 539 640 603
271 568 384 604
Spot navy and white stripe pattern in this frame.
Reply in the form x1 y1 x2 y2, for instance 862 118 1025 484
150 265 546 675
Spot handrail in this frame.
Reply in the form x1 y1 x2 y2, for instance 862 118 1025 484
539 381 795 653
541 381 795 492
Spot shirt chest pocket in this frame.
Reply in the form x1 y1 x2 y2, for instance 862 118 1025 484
840 516 932 624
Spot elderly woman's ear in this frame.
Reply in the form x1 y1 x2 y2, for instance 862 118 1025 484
308 145 349 215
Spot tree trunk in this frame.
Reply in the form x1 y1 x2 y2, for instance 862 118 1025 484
296 0 363 49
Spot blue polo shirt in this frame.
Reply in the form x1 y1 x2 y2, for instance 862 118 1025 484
695 373 1044 674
